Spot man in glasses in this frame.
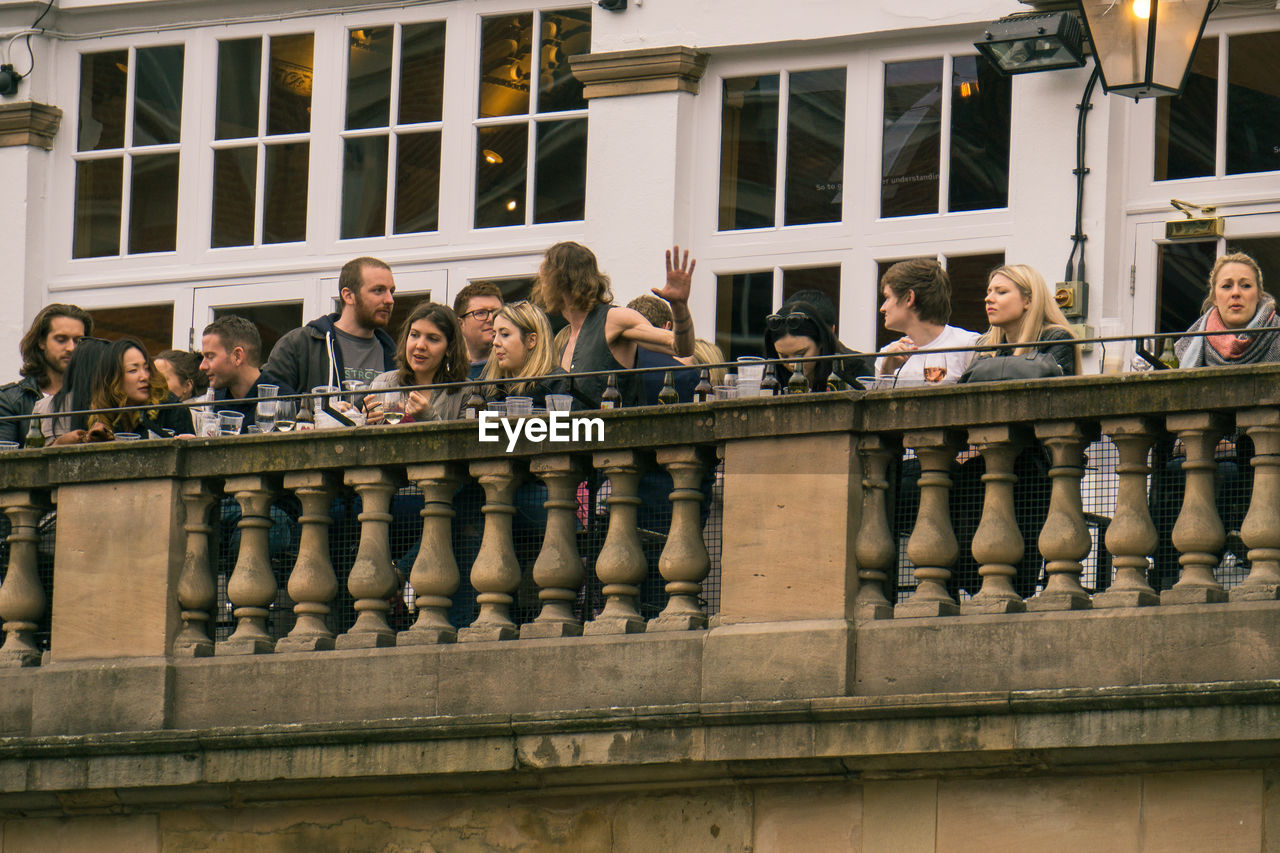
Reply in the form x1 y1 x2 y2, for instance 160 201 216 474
0 303 94 445
452 282 504 380
534 241 697 408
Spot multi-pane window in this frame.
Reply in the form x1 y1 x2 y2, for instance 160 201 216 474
474 9 590 228
211 34 314 248
880 56 1011 218
718 69 846 231
340 22 446 239
73 46 184 258
1155 30 1280 181
715 266 841 360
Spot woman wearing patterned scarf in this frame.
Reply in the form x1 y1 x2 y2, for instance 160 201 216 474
1176 252 1280 367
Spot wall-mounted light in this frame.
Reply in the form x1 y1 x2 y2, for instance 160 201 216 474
0 64 21 97
1078 0 1213 98
598 0 628 10
975 11 1087 75
482 149 504 165
505 199 518 211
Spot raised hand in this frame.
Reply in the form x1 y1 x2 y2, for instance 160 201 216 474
654 245 696 305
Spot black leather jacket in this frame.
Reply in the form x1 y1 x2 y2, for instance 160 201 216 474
0 375 41 445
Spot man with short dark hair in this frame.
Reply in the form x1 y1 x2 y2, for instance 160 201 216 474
625 295 698 404
201 316 296 432
452 282 503 379
0 304 93 445
875 258 979 383
264 257 397 394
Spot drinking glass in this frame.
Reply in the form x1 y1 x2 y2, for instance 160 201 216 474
274 400 297 432
546 394 573 412
114 432 141 441
922 353 948 384
255 399 277 433
505 396 533 416
381 392 406 425
217 410 245 435
0 441 21 451
736 356 766 384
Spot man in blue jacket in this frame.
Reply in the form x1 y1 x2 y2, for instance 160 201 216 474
263 256 398 394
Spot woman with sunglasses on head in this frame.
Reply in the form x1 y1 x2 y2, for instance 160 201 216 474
762 297 874 390
481 301 573 407
367 302 471 423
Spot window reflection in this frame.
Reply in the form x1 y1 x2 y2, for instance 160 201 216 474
132 46 183 147
211 148 256 248
215 39 261 140
534 118 587 223
399 22 446 125
395 131 441 234
345 27 393 131
874 252 1002 349
77 51 128 152
263 142 309 243
1157 241 1216 335
538 10 589 113
73 159 123 258
341 136 388 239
719 75 779 231
479 14 533 118
1227 31 1280 176
1155 37 1216 181
781 267 841 332
881 59 942 218
267 34 314 136
128 153 179 254
475 124 528 228
716 271 774 360
785 70 845 227
949 57 1010 213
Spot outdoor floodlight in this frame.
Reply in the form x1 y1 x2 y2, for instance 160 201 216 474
975 11 1087 75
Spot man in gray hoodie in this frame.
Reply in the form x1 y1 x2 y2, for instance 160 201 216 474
264 256 398 396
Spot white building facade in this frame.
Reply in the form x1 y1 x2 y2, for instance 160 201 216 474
0 0 1277 376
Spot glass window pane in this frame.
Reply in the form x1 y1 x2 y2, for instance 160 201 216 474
715 271 773 360
949 56 1010 212
945 252 1004 336
881 59 942 218
132 45 183 147
92 304 174 357
534 118 586 224
128 153 179 254
1157 241 1216 335
538 9 590 114
267 34 314 136
719 75 779 231
1155 37 1217 181
341 136 388 239
781 266 841 335
263 142 309 243
1231 237 1280 291
785 69 845 226
479 14 533 118
386 293 435 340
345 27 393 130
211 147 256 248
475 124 528 228
78 51 128 151
73 158 123 258
394 131 441 234
399 22 446 124
215 39 261 140
212 302 302 360
1227 31 1280 176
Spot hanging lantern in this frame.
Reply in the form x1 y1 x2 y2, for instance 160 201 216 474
1077 0 1213 98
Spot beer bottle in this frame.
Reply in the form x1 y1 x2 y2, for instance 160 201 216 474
600 373 622 409
692 368 713 403
23 417 44 448
464 389 485 419
786 366 809 395
296 405 315 431
1159 337 1179 370
658 371 679 405
760 363 780 397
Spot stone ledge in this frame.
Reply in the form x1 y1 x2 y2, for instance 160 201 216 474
570 46 709 99
0 101 61 150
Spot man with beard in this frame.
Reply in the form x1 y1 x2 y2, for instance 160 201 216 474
0 304 93 445
264 256 397 395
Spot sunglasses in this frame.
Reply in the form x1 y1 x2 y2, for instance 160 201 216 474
765 312 815 335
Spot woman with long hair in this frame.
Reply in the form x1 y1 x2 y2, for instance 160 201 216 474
1175 252 1278 367
481 301 570 406
973 264 1080 376
368 302 471 422
87 338 194 439
32 337 112 444
154 349 209 401
762 297 873 390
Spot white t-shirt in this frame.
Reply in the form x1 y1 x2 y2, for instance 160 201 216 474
875 325 981 384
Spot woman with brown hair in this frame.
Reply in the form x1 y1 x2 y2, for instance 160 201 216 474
368 302 471 422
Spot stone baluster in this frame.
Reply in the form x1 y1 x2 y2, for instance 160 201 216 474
1094 418 1161 608
174 480 220 657
336 468 400 649
522 455 587 639
1027 422 1097 611
1163 413 1230 604
400 463 465 645
585 450 649 634
0 490 50 667
1232 408 1280 601
896 430 964 618
458 460 523 642
276 472 339 652
964 425 1029 614
218 475 279 655
650 446 715 632
854 434 900 620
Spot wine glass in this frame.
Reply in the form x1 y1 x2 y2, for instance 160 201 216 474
255 399 277 433
922 352 947 384
274 400 297 432
382 392 406 425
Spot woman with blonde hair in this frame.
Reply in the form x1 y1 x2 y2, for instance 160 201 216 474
972 263 1079 376
482 301 571 406
1176 252 1278 367
692 338 728 387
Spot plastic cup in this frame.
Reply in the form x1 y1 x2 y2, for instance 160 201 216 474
1100 318 1130 375
737 379 762 398
0 441 20 451
217 410 244 435
714 385 738 401
256 383 279 398
546 394 573 412
736 356 766 383
114 432 141 441
505 396 533 416
487 401 507 416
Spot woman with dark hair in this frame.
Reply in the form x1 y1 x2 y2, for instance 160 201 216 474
31 337 111 443
87 338 194 439
368 302 471 422
763 297 873 390
154 349 209 401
